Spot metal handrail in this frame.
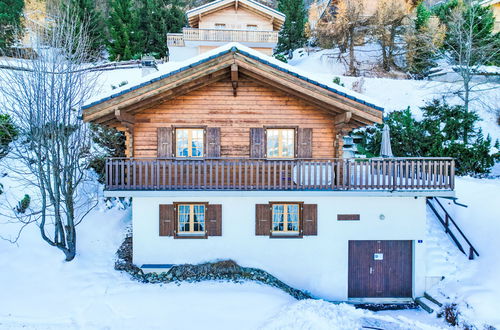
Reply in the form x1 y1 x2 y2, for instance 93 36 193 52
427 197 479 260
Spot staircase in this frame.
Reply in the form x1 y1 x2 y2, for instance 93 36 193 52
415 292 443 313
426 197 479 260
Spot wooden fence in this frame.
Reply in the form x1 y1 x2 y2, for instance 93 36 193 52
105 158 455 191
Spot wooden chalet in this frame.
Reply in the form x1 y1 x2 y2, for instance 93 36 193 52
83 43 457 302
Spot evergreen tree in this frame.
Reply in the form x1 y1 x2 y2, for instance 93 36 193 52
107 0 138 61
275 0 307 58
63 0 107 58
354 100 499 176
0 0 24 51
405 4 445 77
135 0 185 58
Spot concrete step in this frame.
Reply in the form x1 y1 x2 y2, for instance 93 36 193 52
415 294 443 314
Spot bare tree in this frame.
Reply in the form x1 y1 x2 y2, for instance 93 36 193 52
444 1 500 143
316 0 368 75
0 9 100 261
372 0 412 71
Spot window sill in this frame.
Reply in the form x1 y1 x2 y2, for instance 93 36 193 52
174 233 207 239
270 232 302 239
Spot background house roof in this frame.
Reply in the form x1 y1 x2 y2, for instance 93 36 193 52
83 42 384 113
186 0 286 29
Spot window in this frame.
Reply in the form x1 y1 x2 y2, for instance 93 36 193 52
271 203 300 235
176 128 204 157
177 204 206 235
246 24 258 30
215 23 226 29
266 128 295 158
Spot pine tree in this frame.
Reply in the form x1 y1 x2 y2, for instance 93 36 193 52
405 4 445 77
63 0 107 58
107 0 138 61
135 0 185 58
0 0 24 51
275 0 307 58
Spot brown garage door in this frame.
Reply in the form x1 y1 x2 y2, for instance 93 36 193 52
348 240 413 298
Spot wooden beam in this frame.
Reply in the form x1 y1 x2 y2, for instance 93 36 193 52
231 63 238 97
334 112 351 126
115 109 135 124
235 0 238 10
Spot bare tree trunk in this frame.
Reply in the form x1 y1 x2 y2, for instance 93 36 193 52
0 8 100 260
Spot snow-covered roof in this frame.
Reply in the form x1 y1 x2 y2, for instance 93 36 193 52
84 43 384 112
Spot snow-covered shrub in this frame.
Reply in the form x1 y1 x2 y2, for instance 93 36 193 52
0 113 18 159
89 124 126 183
15 194 30 214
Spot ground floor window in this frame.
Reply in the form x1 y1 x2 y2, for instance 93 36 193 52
271 203 300 235
176 203 206 236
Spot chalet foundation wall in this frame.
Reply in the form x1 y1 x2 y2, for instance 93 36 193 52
132 194 427 301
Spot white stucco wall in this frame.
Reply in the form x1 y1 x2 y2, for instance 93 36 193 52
132 193 427 301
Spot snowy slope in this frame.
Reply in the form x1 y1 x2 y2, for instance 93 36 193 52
289 49 500 144
0 196 453 330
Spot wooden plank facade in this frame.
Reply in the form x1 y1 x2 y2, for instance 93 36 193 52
132 78 339 159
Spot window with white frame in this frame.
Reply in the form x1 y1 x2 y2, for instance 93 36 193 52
176 128 204 157
177 204 206 235
271 203 300 235
246 24 258 30
266 128 295 158
214 23 226 29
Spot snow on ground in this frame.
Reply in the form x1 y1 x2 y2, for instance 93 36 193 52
0 195 450 330
428 178 500 328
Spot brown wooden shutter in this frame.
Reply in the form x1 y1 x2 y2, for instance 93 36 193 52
297 128 312 158
250 128 265 158
255 204 271 236
157 127 173 158
302 204 317 236
159 204 175 236
206 204 222 236
206 127 221 158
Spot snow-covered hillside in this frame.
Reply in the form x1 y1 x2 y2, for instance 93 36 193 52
1 47 499 329
1 177 497 329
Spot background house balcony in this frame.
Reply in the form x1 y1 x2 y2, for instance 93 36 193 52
105 157 455 192
167 28 279 47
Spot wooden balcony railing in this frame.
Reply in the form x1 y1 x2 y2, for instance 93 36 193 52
105 157 455 191
166 33 185 47
181 28 278 43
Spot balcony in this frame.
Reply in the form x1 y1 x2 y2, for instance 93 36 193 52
105 158 455 192
167 28 279 47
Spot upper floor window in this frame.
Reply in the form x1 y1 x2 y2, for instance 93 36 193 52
271 203 300 235
247 24 258 30
177 204 206 235
214 23 226 29
176 128 204 157
266 128 295 158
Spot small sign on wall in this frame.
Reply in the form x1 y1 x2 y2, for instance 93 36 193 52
374 253 384 260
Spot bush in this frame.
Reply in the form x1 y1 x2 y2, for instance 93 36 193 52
0 113 18 159
354 99 499 176
332 77 345 87
89 124 126 183
273 53 288 63
16 194 30 214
